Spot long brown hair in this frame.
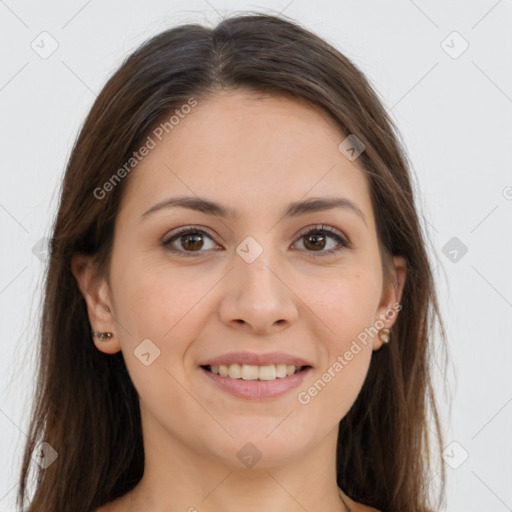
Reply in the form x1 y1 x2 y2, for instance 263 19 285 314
18 12 448 512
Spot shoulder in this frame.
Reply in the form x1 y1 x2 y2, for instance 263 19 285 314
357 504 381 512
341 491 381 512
93 487 135 511
350 502 381 512
94 491 382 512
92 498 122 512
93 488 139 512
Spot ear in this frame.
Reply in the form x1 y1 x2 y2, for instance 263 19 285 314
71 253 121 354
372 255 407 351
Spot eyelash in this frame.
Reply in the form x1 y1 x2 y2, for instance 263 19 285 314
162 224 350 257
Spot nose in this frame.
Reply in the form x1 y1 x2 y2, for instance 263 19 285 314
218 247 299 335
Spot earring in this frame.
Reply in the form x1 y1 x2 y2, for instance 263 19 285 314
378 328 391 343
92 331 113 342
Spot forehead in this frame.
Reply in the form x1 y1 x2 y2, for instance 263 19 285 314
118 89 374 228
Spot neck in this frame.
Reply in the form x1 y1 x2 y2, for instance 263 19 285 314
125 413 349 512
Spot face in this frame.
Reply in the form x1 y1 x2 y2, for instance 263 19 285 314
74 89 406 469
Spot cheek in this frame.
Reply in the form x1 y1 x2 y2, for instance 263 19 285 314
109 261 204 393
113 257 215 341
306 266 382 341
114 267 204 420
288 269 380 410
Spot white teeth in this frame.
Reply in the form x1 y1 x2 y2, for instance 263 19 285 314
276 364 287 378
258 365 276 381
208 363 305 380
241 364 259 380
228 363 241 379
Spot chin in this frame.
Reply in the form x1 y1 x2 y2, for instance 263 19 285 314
199 420 318 468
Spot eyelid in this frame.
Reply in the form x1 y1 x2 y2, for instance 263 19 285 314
292 224 351 255
295 224 349 245
162 223 350 256
162 225 221 251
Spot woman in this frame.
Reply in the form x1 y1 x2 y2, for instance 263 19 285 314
18 12 447 512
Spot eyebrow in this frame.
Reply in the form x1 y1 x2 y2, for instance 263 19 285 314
140 195 367 226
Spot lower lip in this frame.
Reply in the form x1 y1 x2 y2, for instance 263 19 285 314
199 367 312 400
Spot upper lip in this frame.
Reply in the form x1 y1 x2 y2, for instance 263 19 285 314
199 351 313 367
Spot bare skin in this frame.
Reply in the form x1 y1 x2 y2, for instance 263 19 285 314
75 89 405 512
95 487 380 512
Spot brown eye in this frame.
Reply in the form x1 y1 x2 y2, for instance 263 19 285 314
180 233 204 251
163 228 219 255
295 225 349 256
303 232 327 251
162 224 349 258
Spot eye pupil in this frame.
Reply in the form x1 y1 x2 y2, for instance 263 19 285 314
164 226 346 257
182 233 203 251
304 233 326 251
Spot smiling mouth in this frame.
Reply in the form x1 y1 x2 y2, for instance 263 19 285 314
201 364 311 381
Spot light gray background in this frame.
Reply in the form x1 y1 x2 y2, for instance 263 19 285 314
1 1 511 510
